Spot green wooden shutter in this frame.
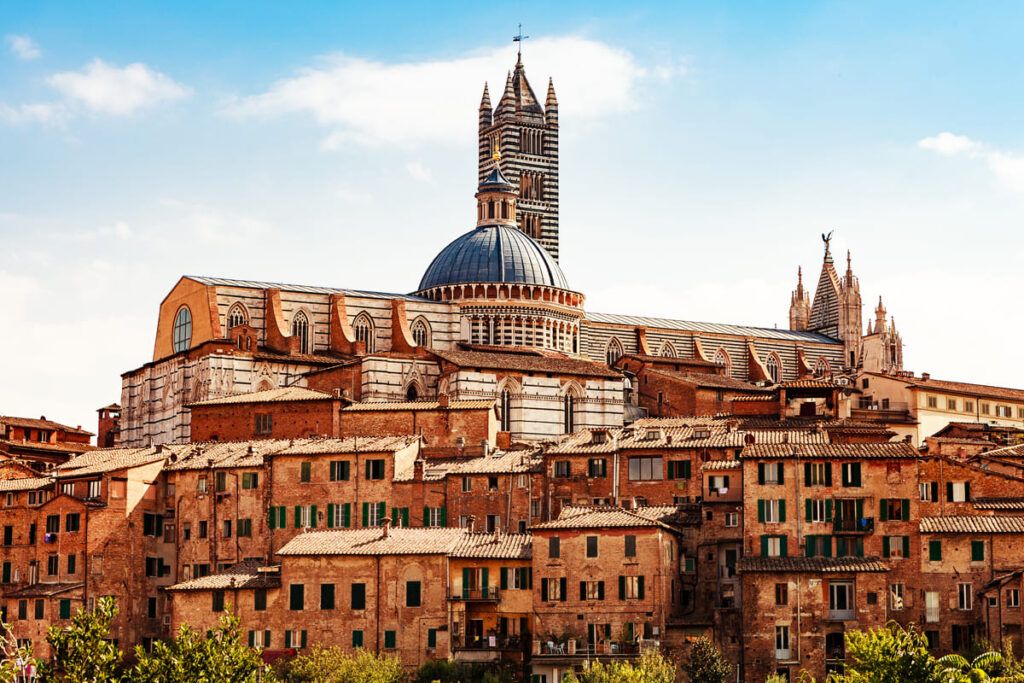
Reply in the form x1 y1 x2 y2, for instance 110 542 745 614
682 461 691 479
481 568 490 598
965 481 971 501
760 535 769 557
248 631 255 647
462 568 471 598
823 535 832 558
637 576 645 600
780 536 788 556
804 462 812 484
902 499 910 521
343 503 351 528
882 536 890 558
301 630 307 648
327 504 335 528
971 540 984 561
362 502 369 527
269 508 276 530
423 507 430 527
310 505 317 528
778 465 785 484
329 461 336 481
778 500 786 523
294 506 301 528
758 463 765 485
929 539 942 561
440 507 447 527
377 502 386 524
879 499 888 521
278 507 285 529
805 499 812 522
500 567 508 590
757 500 765 523
392 508 399 526
824 462 832 486
902 536 910 557
667 462 675 480
559 577 567 602
825 499 833 521
541 578 549 602
855 499 864 521
618 576 626 599
402 508 409 528
580 581 587 600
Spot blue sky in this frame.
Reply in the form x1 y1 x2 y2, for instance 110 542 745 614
2 2 1023 432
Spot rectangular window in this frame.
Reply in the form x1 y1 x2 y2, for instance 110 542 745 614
59 599 71 620
237 519 252 537
829 581 854 619
971 540 985 562
582 580 604 601
543 577 566 601
424 507 443 528
982 403 991 415
775 625 790 658
762 535 785 557
46 514 59 534
841 462 862 487
223 520 232 538
254 413 272 435
622 575 644 599
212 590 225 612
384 630 396 649
760 462 783 485
352 630 364 648
948 481 970 502
880 498 910 521
254 589 267 611
624 535 637 557
586 536 598 558
709 475 730 492
958 583 973 610
882 536 909 559
549 537 560 559
775 583 788 606
806 462 828 486
947 398 958 410
34 599 44 620
299 461 311 483
329 461 351 481
587 459 607 478
890 583 905 610
320 584 335 610
67 554 77 574
406 581 421 607
724 512 739 527
808 499 827 523
759 499 786 524
351 583 366 610
65 513 80 532
929 539 942 561
1008 589 1020 608
668 460 692 479
47 555 58 576
365 459 385 480
214 471 227 492
87 480 101 499
965 400 975 412
289 584 305 611
628 457 664 481
427 628 437 648
241 472 259 489
554 461 571 478
198 521 208 539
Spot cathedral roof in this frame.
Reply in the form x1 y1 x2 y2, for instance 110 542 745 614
586 312 841 344
417 224 570 291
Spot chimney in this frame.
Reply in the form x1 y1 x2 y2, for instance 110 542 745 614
413 459 424 481
439 393 450 408
921 372 930 381
467 515 477 532
247 445 254 455
481 439 491 458
381 519 391 538
155 444 164 454
332 388 341 398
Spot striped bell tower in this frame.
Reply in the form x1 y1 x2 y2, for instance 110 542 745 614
478 50 560 260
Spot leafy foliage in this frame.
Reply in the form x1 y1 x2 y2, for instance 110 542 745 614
279 646 404 683
411 659 515 683
562 650 676 683
831 622 939 683
42 596 124 683
0 619 36 683
681 637 731 683
130 610 268 683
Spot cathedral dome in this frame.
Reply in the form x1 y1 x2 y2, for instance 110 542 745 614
417 224 570 291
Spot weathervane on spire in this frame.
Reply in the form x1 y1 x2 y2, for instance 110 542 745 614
513 24 529 63
821 230 834 254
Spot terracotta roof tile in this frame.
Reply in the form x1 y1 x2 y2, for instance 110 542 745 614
4 582 84 598
702 460 740 471
432 450 543 476
54 447 167 478
188 386 337 407
920 516 1024 533
973 498 1024 511
870 373 1024 403
530 505 679 530
167 560 281 591
0 477 52 492
742 442 918 459
0 439 94 455
977 444 1024 458
278 527 467 556
643 369 774 392
432 348 621 379
273 435 420 456
450 533 532 560
0 416 93 436
738 556 888 573
164 440 294 471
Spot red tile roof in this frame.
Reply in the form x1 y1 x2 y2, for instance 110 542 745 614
530 505 679 531
0 416 93 436
432 348 621 379
188 386 337 407
920 516 1024 533
742 442 918 459
738 556 888 573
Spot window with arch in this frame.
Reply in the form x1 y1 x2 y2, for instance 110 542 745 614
227 303 248 330
354 314 375 353
766 353 782 383
660 342 677 358
814 357 831 377
291 311 310 354
563 394 576 434
411 319 430 347
405 383 420 401
606 338 624 367
714 348 731 373
172 306 192 353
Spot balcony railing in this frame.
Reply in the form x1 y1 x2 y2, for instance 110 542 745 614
832 517 874 534
828 608 855 621
719 565 737 579
449 587 500 602
453 635 524 651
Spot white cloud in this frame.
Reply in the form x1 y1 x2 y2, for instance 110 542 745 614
47 59 190 115
158 199 272 244
918 132 979 156
6 35 41 61
405 160 433 183
0 101 66 124
226 36 670 147
919 131 1024 193
72 220 134 242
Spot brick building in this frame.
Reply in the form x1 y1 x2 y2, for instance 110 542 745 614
0 416 94 471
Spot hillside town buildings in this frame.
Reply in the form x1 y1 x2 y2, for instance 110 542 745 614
8 50 1024 682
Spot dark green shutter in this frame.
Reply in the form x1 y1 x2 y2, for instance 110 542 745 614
377 502 386 524
780 536 788 556
343 503 351 528
618 576 626 599
823 535 832 558
637 576 645 600
902 499 910 521
682 461 691 479
879 499 888 522
757 500 765 523
882 536 890 558
440 507 447 527
541 578 549 602
902 536 910 557
264 630 271 648
269 508 276 530
778 500 786 523
481 568 489 598
423 507 430 527
248 631 255 647
929 540 941 561
327 504 335 528
294 506 301 528
855 499 864 520
965 482 971 501
804 462 812 484
362 502 369 527
947 482 954 502
806 499 812 522
758 463 765 485
824 462 833 486
329 461 336 481
462 568 471 599
500 567 508 590
778 465 784 484
760 535 769 557
971 540 984 561
580 581 587 600
825 499 833 521
667 462 675 480
559 577 567 602
310 505 317 528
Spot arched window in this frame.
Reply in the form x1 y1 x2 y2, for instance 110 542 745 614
660 342 677 358
606 338 624 367
714 348 732 375
766 353 782 383
227 303 247 330
411 319 430 347
354 314 375 353
815 357 831 377
499 389 512 432
563 394 575 434
406 384 419 401
172 306 192 353
291 311 310 354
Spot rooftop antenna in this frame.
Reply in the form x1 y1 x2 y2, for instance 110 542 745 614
513 24 529 65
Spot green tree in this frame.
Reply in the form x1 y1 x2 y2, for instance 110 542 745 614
835 622 938 683
281 647 403 683
681 637 731 683
129 609 268 683
936 651 1007 682
42 596 124 683
411 660 515 683
0 619 36 683
563 650 676 683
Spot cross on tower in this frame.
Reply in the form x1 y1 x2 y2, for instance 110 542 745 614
513 24 529 63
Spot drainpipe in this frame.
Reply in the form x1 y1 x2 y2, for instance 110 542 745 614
612 432 621 506
376 555 382 652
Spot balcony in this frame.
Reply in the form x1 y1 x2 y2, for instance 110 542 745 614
534 639 654 659
832 517 874 534
828 608 855 621
448 587 500 602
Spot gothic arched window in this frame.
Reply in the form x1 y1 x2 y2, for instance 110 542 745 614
660 342 677 358
766 353 782 383
354 314 375 353
563 394 576 434
606 338 624 367
291 311 310 354
227 303 248 330
406 384 419 401
815 357 831 377
172 306 192 353
411 319 430 347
